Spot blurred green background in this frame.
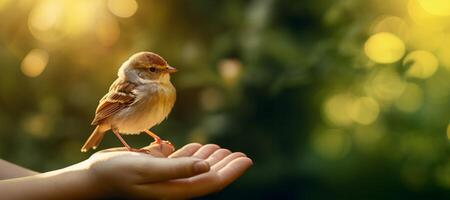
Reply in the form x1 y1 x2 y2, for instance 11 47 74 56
0 0 449 199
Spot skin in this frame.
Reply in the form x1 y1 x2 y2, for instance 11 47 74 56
0 143 252 199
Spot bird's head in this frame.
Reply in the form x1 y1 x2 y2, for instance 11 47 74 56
119 51 177 83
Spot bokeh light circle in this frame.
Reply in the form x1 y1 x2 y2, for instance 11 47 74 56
107 0 138 18
364 32 406 64
21 49 49 77
323 94 353 126
349 97 380 125
365 67 406 103
404 50 439 79
371 16 409 40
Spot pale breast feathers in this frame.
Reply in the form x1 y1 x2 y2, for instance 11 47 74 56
91 80 137 125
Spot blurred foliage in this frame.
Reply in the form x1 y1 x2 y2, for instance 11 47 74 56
0 0 449 199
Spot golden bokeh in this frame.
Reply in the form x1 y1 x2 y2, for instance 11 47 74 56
364 32 405 64
62 1 99 36
28 0 62 32
408 0 449 30
395 83 424 113
218 59 242 87
323 93 354 126
28 0 101 42
417 0 450 16
21 49 49 77
404 50 439 79
28 0 64 42
371 16 409 40
365 67 406 103
349 97 380 125
107 0 138 18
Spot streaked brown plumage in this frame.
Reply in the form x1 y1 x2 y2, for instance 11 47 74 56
81 52 177 153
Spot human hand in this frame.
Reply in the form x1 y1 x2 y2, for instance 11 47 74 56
82 143 252 199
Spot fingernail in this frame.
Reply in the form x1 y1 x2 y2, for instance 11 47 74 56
193 161 210 174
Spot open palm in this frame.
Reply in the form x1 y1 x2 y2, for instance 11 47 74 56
87 142 252 199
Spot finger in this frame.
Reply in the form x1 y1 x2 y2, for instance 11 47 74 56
211 152 247 171
205 149 232 166
135 157 210 183
136 156 252 199
141 142 175 157
134 172 220 199
217 157 253 186
192 144 221 159
169 143 202 158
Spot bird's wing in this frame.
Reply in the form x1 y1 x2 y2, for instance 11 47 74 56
91 79 137 125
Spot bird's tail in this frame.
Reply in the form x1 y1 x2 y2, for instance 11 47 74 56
81 125 107 152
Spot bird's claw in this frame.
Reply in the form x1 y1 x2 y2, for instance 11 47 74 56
151 140 174 151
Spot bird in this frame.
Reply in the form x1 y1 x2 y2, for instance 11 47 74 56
81 52 177 153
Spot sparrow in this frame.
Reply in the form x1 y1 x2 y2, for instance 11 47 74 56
81 52 177 153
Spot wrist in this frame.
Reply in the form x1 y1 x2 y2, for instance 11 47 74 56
60 160 107 199
31 160 106 200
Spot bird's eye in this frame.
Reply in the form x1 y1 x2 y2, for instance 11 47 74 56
149 67 156 73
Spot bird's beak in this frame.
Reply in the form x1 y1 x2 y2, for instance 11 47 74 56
166 65 177 73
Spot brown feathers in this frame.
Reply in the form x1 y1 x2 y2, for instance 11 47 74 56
130 52 168 68
82 51 176 152
91 80 137 125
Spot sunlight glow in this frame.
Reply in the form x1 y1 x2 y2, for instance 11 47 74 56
364 32 405 64
408 0 448 30
28 0 64 41
29 0 62 32
418 0 450 16
95 15 121 47
21 49 49 77
28 0 100 42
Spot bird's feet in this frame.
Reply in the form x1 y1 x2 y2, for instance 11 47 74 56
151 139 174 151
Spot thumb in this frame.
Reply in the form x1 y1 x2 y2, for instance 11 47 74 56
137 157 210 182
